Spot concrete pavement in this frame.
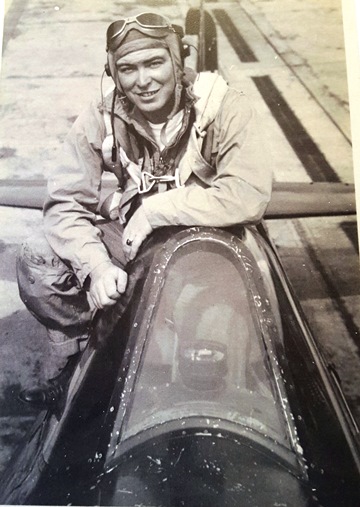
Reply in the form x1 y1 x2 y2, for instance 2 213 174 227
0 0 359 475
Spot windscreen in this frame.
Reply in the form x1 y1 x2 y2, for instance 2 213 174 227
120 240 291 450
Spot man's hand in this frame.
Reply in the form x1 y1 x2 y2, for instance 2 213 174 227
89 262 128 309
122 206 153 262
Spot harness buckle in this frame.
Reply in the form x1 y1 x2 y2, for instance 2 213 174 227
138 168 183 194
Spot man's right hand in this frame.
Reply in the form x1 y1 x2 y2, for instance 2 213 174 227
89 262 128 309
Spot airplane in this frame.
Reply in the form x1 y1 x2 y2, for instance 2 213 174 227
0 4 359 506
0 223 359 506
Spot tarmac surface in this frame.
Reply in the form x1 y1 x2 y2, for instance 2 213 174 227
0 0 359 478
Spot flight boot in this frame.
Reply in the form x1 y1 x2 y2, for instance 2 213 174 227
19 352 80 410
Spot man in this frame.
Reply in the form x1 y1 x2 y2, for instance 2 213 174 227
17 12 272 407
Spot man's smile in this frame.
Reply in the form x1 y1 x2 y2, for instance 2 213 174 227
137 90 159 98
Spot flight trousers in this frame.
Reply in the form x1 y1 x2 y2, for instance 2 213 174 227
17 220 127 379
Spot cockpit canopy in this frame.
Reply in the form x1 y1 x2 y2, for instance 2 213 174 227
121 236 289 450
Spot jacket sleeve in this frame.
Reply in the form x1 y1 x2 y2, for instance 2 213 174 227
142 90 273 228
43 100 112 285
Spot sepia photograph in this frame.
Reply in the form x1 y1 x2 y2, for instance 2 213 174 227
0 0 359 504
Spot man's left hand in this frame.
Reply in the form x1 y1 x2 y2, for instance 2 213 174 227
122 205 153 262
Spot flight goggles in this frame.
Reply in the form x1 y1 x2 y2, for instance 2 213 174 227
106 13 180 51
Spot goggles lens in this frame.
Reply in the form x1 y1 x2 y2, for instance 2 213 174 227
135 12 172 27
106 12 173 49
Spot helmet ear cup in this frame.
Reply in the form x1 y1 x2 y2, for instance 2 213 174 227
172 24 190 63
181 42 190 62
104 61 111 77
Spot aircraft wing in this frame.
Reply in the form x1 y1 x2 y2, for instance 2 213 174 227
0 180 47 209
266 181 356 218
0 179 356 218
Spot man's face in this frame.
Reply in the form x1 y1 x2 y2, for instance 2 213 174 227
115 47 175 123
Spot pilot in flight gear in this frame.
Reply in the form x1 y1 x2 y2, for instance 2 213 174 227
17 12 272 408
